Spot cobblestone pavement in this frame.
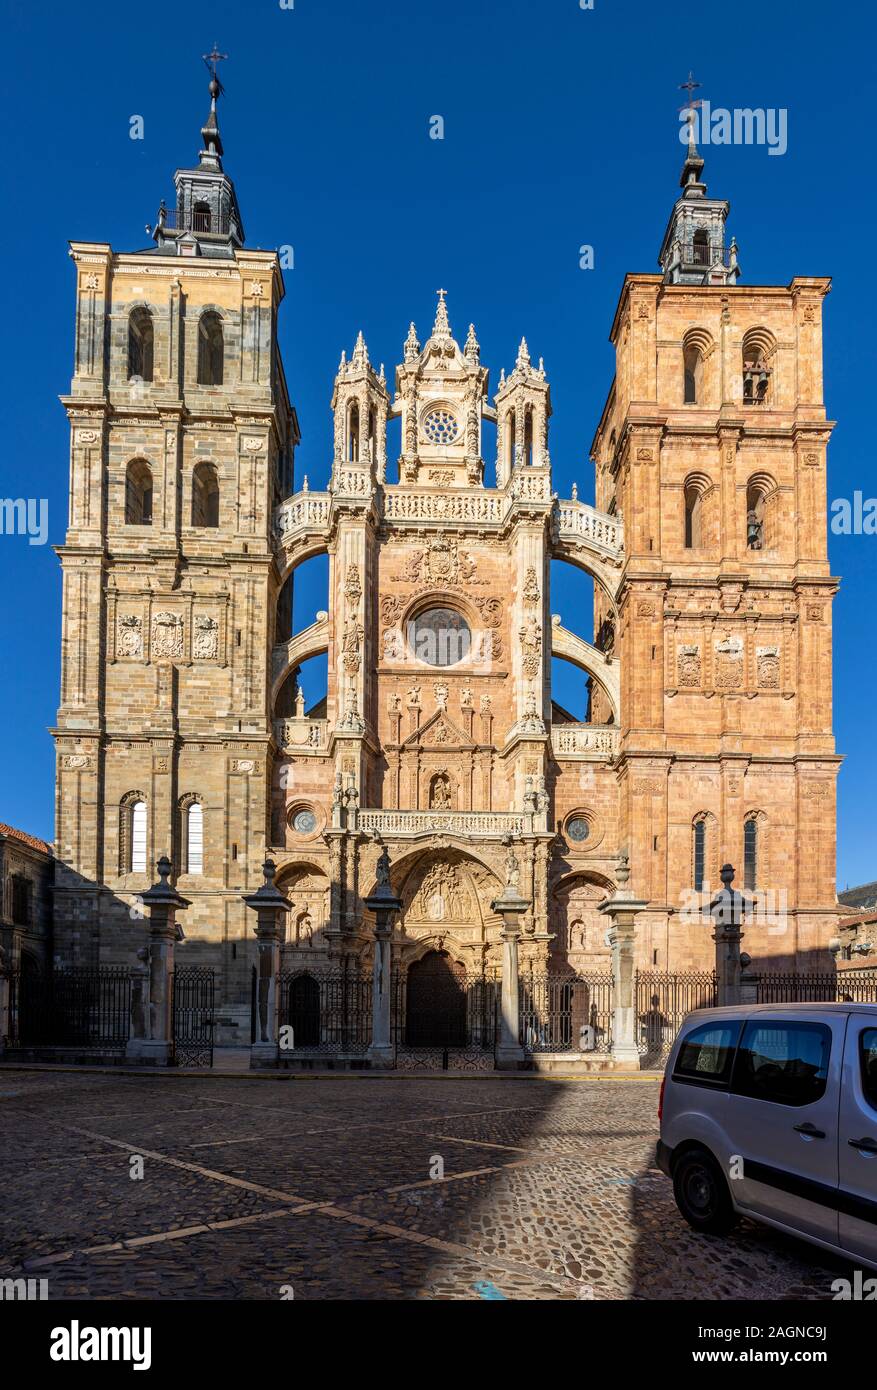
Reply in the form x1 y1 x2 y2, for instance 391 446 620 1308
0 1069 853 1301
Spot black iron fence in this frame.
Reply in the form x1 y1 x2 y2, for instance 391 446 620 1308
635 971 718 1062
519 972 613 1054
278 967 372 1055
6 967 131 1052
757 970 877 1004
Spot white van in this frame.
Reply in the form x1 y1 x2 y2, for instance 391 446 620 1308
657 1003 877 1268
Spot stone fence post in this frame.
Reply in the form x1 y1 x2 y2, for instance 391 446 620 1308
244 860 292 1067
599 854 647 1069
491 839 529 1070
127 856 190 1066
709 864 753 1008
363 842 402 1070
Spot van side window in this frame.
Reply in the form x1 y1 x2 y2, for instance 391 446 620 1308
674 1021 740 1086
861 1029 877 1112
731 1021 831 1108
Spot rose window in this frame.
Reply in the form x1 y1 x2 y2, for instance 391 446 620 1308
422 409 459 446
566 817 590 843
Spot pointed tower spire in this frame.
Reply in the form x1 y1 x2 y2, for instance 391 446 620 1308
658 74 739 287
199 44 228 171
432 288 451 339
151 48 244 255
404 321 420 362
464 323 480 363
352 331 369 368
516 337 531 370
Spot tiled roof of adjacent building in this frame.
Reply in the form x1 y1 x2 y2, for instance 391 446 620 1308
0 823 53 856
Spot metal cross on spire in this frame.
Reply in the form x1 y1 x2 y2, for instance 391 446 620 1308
678 70 702 114
203 43 228 91
436 288 447 302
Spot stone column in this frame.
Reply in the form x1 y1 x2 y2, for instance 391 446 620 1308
243 859 292 1067
126 856 190 1066
599 854 647 1068
363 842 402 1069
491 840 529 1069
709 863 752 1007
128 947 150 1048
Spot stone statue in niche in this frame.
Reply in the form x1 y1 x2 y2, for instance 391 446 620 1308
298 912 314 948
429 772 452 809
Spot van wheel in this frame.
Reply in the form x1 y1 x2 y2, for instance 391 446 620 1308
672 1149 736 1235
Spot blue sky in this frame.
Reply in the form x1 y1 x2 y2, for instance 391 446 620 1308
0 0 873 888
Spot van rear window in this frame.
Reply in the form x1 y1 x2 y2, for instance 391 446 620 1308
674 1021 740 1084
861 1029 877 1113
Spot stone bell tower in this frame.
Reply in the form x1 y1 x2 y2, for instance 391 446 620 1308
591 128 839 970
54 63 298 1019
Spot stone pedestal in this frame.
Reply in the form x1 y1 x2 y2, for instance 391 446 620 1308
709 864 752 1008
243 860 292 1067
491 879 530 1070
363 847 402 1069
126 857 189 1066
599 855 647 1068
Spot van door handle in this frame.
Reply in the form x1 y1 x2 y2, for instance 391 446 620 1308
793 1123 826 1139
848 1137 877 1154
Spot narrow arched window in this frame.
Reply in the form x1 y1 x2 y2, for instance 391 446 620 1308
524 408 534 466
744 818 758 891
120 794 148 875
506 409 516 469
187 802 204 875
693 819 706 892
125 459 153 525
128 308 154 383
747 480 766 550
683 344 702 403
348 402 359 462
684 483 703 548
197 312 224 386
192 461 220 527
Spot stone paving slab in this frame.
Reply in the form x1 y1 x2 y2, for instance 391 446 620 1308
0 1070 854 1301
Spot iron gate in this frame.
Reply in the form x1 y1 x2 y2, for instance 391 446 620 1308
172 966 214 1067
393 955 498 1070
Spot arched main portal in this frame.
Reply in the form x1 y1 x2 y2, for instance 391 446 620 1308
405 950 467 1046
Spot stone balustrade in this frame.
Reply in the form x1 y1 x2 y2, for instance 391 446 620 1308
553 499 624 559
357 809 528 837
550 723 620 758
273 488 624 565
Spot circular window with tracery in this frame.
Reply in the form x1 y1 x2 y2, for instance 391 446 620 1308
566 817 591 843
291 808 317 835
423 408 459 446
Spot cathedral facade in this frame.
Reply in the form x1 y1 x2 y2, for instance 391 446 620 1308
53 83 841 1043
